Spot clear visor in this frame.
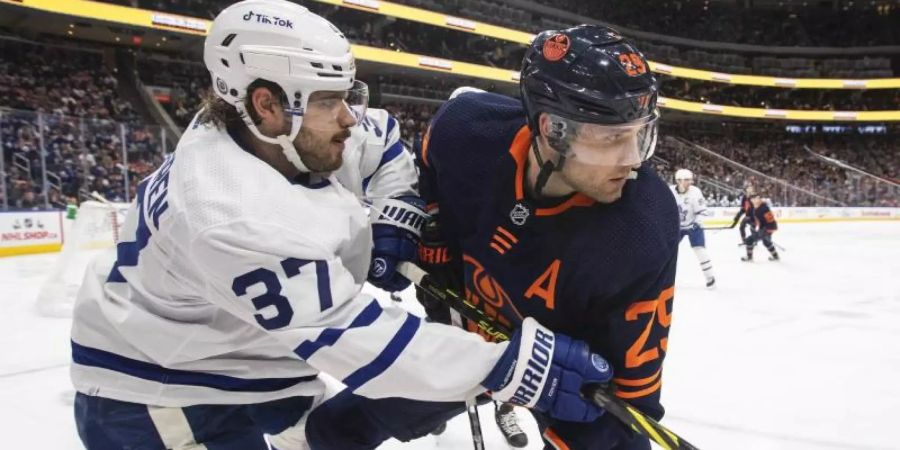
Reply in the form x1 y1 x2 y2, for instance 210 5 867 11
289 80 369 131
549 110 659 166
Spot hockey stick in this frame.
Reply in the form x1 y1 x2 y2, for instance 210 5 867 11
702 226 733 231
398 262 700 450
465 398 485 450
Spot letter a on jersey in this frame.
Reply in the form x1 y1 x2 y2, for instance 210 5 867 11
525 259 561 310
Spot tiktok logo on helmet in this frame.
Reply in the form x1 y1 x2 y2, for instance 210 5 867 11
242 10 294 28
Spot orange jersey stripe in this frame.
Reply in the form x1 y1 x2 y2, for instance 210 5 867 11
542 428 571 450
615 378 662 399
492 234 513 249
535 193 595 216
489 242 507 254
508 125 531 201
614 368 661 388
420 125 433 168
495 226 518 243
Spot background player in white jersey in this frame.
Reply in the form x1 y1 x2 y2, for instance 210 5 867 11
670 169 715 287
69 1 614 449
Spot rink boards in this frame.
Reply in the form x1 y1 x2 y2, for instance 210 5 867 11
1 207 897 257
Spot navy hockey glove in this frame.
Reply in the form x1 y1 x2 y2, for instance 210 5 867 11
744 230 761 247
415 205 462 324
482 318 613 423
368 196 428 292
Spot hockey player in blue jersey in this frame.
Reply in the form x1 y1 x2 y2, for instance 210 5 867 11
742 193 780 261
731 185 757 241
69 2 616 449
305 25 680 450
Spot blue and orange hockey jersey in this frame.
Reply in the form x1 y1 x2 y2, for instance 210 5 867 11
735 194 755 222
753 202 778 232
415 92 681 424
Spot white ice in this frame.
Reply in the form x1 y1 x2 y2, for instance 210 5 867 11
1 221 897 449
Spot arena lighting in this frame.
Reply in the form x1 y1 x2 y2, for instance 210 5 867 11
3 0 899 121
7 0 899 89
309 0 900 89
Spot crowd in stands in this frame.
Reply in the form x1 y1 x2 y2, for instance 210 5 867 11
382 102 437 150
1 37 165 209
3 0 898 210
1 108 166 209
310 4 526 70
95 0 900 79
527 0 897 47
137 57 209 128
0 39 137 122
395 0 897 76
654 127 898 207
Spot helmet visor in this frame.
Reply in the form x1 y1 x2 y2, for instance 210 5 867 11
293 80 369 131
549 110 659 167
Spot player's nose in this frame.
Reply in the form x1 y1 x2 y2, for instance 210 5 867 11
337 102 358 128
617 137 642 168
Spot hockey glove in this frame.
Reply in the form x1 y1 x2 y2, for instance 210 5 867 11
744 230 761 247
415 205 462 324
482 318 613 423
368 196 428 292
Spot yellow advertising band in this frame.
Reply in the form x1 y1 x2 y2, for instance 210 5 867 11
3 0 899 121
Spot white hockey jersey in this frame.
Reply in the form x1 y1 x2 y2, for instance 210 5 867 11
670 184 709 230
70 110 506 407
333 108 415 201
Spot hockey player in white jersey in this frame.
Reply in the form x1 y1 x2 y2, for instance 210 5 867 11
670 169 715 288
335 106 422 292
70 1 614 449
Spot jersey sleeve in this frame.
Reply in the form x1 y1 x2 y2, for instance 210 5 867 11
189 219 506 402
358 112 418 201
692 187 710 217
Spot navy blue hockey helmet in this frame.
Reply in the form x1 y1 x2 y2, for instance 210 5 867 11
520 25 658 129
519 25 660 196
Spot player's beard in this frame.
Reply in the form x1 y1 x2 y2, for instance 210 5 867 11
294 127 351 172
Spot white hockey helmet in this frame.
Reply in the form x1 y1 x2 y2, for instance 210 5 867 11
674 168 694 182
204 0 367 172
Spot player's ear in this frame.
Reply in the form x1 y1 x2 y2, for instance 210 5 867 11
248 86 284 134
537 112 553 139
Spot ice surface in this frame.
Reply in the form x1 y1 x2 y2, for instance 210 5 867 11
1 221 897 449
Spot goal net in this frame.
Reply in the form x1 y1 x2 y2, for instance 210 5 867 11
35 200 128 317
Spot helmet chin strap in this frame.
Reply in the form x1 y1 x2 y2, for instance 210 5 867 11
276 135 311 173
236 103 312 173
530 135 566 199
